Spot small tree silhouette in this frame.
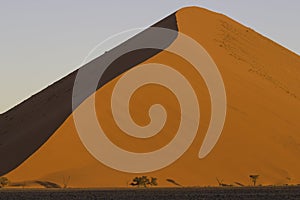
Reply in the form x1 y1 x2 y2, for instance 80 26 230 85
130 176 158 188
0 177 9 188
249 175 259 186
149 177 158 186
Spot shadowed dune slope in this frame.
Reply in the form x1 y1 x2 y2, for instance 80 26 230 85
3 7 300 187
0 13 178 176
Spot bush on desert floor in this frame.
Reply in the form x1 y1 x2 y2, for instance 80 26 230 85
0 177 9 188
249 175 259 186
130 176 158 188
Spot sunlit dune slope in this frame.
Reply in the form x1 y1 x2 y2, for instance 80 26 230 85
5 7 300 187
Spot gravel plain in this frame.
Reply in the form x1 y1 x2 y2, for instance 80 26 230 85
0 186 300 200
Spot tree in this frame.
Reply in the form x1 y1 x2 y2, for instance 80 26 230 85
249 175 259 186
149 177 158 186
0 177 9 188
130 176 158 188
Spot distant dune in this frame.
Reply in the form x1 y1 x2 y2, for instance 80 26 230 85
1 7 299 188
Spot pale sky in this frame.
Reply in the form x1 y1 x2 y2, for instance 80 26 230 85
0 0 299 113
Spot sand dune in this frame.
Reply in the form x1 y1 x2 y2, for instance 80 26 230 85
2 7 300 187
0 13 178 176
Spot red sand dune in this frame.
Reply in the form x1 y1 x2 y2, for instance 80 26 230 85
2 7 300 187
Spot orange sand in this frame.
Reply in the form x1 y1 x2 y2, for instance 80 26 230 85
6 7 300 187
